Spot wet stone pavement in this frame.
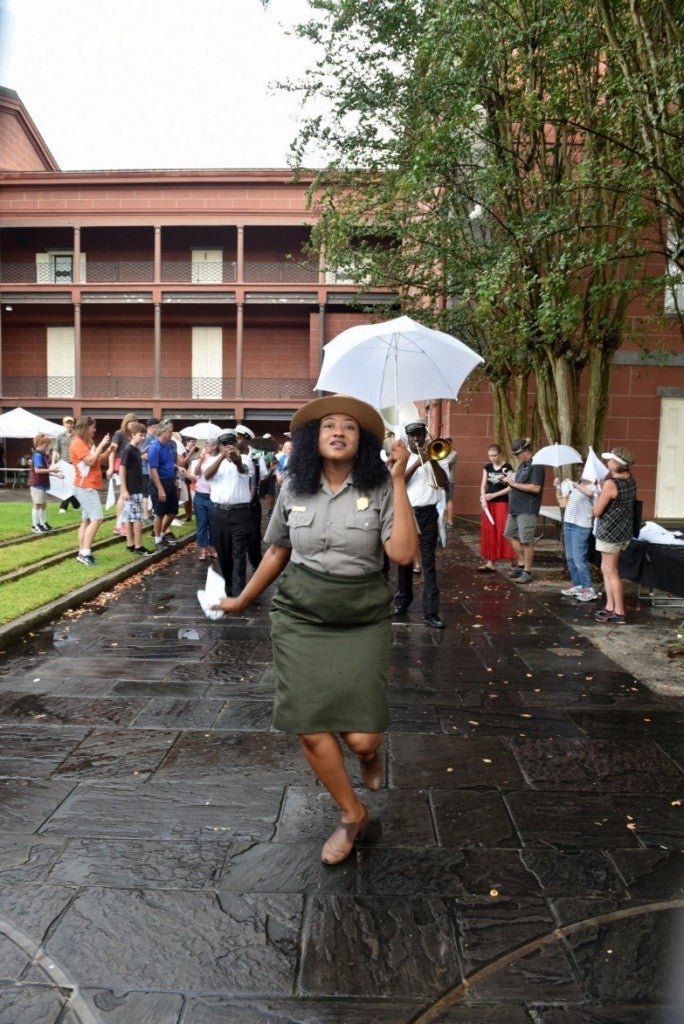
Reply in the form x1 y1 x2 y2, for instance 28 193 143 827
0 538 683 1024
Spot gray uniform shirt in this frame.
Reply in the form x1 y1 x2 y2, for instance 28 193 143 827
264 474 394 576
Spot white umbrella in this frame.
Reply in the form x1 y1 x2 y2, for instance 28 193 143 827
315 316 484 417
180 421 224 441
532 443 583 467
0 407 63 438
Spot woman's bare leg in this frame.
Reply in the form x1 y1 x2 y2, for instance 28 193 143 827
299 732 366 822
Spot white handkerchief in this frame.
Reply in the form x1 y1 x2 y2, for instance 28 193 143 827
197 565 227 620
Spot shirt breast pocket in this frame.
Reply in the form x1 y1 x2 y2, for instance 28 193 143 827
344 509 381 557
288 509 316 553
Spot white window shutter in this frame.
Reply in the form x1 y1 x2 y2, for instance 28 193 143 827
36 253 52 283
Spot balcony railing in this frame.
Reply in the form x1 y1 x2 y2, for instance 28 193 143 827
1 259 320 285
2 376 317 401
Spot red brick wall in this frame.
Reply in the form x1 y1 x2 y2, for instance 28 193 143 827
0 111 53 171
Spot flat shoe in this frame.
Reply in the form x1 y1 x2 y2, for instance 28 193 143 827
198 553 207 561
321 805 369 865
476 565 494 573
360 753 383 791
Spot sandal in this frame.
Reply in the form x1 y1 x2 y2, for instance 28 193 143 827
477 564 494 573
321 804 369 865
594 608 614 622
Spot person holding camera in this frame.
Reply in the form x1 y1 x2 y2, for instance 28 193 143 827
204 430 255 596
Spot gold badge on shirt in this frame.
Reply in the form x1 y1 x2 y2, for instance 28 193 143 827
356 497 369 511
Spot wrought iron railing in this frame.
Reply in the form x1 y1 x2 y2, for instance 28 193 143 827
2 376 317 401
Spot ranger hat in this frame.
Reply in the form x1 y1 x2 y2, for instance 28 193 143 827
290 394 385 443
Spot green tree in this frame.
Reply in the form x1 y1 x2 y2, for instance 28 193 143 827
274 0 678 451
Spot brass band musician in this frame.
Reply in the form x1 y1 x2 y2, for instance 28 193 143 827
394 419 449 628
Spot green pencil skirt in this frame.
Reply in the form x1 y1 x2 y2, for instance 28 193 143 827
269 560 392 734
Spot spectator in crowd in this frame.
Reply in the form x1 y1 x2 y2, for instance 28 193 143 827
504 438 545 584
108 413 139 536
594 447 637 625
118 421 154 556
147 419 180 550
139 417 160 522
50 415 80 512
70 417 114 566
477 442 513 572
29 433 63 533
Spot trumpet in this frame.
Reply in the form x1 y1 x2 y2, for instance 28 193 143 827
417 436 452 489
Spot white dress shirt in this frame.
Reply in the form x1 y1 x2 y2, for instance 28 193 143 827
208 455 254 505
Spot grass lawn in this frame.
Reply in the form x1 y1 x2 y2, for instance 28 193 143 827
1 499 83 540
0 501 195 626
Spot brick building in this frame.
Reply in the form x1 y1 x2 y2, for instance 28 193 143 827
1 87 682 516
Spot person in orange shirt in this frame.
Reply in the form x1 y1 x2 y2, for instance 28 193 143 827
70 416 115 567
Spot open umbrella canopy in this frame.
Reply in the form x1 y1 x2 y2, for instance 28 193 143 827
0 407 63 438
180 422 224 441
315 315 484 412
532 443 583 467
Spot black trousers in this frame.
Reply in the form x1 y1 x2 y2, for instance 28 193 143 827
396 504 440 617
59 493 81 511
210 504 252 597
247 498 263 570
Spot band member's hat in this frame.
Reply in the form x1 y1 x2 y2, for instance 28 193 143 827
235 424 255 440
511 437 531 455
217 431 238 446
404 419 427 435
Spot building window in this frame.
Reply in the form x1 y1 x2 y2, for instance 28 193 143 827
36 251 87 284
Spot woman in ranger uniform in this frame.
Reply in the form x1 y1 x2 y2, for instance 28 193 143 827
213 394 417 865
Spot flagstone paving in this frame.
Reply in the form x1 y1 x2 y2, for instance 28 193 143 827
0 537 682 1023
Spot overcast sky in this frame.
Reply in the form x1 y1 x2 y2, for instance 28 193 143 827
0 0 323 170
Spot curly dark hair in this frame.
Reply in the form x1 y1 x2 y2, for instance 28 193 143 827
287 419 388 496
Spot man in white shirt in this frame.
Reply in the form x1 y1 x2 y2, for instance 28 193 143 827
235 423 267 570
204 430 255 596
394 419 449 629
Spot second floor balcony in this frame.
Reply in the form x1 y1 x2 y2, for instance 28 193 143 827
0 257 321 287
1 374 318 401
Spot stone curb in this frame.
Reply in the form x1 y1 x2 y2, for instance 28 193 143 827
0 533 196 649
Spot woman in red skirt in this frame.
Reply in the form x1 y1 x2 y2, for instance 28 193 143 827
478 443 515 572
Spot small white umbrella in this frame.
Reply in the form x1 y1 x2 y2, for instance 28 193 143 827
532 443 583 467
180 422 224 441
0 407 63 438
315 315 483 419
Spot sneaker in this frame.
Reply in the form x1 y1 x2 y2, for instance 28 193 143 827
134 546 154 555
561 585 582 596
31 525 43 534
162 532 178 545
516 570 533 584
576 588 598 602
58 508 67 514
508 565 525 578
114 524 127 536
76 553 96 566
171 518 183 527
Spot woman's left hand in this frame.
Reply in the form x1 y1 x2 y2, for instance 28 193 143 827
387 439 410 479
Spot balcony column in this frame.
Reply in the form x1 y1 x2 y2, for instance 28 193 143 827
313 304 326 394
154 226 161 284
74 302 82 396
0 307 3 396
73 227 81 283
236 302 244 399
154 303 161 398
318 241 326 284
237 226 244 282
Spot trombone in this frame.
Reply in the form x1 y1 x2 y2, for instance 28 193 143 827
417 435 452 489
